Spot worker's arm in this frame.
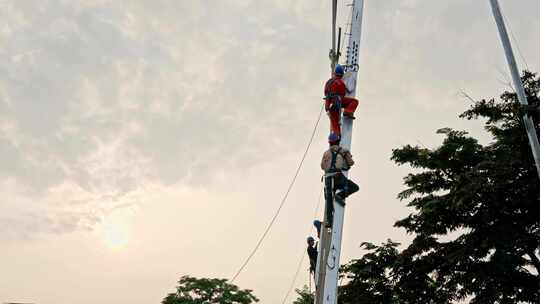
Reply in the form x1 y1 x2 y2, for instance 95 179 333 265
343 150 355 167
337 79 348 97
324 99 332 112
321 150 331 171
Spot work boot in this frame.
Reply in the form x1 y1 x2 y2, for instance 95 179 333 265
343 112 355 120
336 197 346 206
334 190 346 205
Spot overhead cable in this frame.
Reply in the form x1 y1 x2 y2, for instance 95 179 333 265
281 185 324 304
230 105 325 283
501 7 529 71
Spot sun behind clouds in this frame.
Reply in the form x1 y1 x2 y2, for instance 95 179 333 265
99 209 135 250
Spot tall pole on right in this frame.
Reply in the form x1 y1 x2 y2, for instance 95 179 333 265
489 0 540 180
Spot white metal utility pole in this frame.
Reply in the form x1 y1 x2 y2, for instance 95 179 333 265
315 0 340 299
315 1 365 303
489 0 540 180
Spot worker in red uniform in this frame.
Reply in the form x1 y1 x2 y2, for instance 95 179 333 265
324 64 359 136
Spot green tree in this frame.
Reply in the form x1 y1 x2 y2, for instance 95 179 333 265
162 276 259 304
339 240 400 304
390 71 540 303
292 286 314 304
338 241 451 304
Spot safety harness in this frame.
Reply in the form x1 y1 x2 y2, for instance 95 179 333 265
325 147 348 178
323 147 346 227
329 147 342 173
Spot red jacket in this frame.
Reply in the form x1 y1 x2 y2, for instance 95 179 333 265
324 76 347 111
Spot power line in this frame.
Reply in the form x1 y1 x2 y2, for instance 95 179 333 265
230 105 325 283
281 185 324 304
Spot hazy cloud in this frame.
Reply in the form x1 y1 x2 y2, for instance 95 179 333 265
1 1 539 303
0 0 334 238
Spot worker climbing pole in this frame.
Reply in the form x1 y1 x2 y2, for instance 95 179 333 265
324 64 359 136
314 1 365 303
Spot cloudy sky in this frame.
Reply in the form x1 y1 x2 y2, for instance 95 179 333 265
1 0 539 303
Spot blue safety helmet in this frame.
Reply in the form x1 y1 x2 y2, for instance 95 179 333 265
307 236 315 242
334 64 344 76
328 132 340 144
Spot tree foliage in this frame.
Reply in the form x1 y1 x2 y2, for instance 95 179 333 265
292 286 314 304
338 239 447 304
339 240 400 304
336 72 540 304
389 71 540 303
162 276 259 304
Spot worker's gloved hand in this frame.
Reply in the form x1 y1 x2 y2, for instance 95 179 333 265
329 101 341 112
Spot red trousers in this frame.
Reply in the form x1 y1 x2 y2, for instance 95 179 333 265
326 97 359 135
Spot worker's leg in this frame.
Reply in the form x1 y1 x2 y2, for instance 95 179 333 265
324 177 335 227
342 97 359 117
343 178 359 198
333 174 359 202
332 174 345 203
309 259 316 274
328 110 341 135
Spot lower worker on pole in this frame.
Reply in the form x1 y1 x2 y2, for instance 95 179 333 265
307 236 318 277
324 64 359 136
313 220 322 238
321 133 359 227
